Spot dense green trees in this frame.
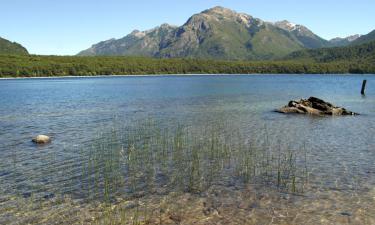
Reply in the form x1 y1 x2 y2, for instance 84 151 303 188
0 54 374 78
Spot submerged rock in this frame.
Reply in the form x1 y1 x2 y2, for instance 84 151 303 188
276 97 358 116
32 135 51 144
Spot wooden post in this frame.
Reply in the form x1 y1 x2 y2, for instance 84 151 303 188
361 80 367 95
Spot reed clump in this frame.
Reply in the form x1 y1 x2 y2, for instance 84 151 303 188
78 119 308 203
4 119 308 224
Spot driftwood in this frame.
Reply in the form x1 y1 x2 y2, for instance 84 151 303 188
276 97 358 116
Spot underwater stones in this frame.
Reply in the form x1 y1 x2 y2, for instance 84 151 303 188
43 193 55 200
22 192 32 198
276 97 358 116
32 135 51 144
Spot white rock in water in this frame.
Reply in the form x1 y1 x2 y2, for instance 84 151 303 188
32 135 51 144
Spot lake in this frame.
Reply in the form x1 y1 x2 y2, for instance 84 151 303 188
0 74 374 224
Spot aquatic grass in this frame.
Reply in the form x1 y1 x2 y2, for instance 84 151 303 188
1 118 310 224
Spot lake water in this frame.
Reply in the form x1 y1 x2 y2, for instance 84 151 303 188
0 75 374 224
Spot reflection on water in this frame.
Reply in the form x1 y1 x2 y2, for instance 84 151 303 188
0 75 374 224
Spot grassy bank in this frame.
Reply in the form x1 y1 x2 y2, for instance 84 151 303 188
0 54 374 77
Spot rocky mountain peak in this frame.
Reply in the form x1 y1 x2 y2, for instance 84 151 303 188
130 30 145 38
194 6 256 28
346 34 361 42
274 20 298 31
129 24 177 39
330 34 361 42
329 34 362 47
159 23 176 29
203 6 234 15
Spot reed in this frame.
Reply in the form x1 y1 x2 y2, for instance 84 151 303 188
2 118 309 224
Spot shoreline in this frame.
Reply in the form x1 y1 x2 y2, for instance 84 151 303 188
0 73 371 80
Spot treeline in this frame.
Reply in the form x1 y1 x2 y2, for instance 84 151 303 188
286 40 375 63
0 54 374 77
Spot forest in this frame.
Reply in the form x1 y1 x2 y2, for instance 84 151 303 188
0 54 374 77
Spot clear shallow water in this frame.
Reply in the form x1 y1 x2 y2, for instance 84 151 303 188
0 74 375 224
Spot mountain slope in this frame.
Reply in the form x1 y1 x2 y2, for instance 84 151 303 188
274 20 330 48
286 40 375 63
350 30 375 46
156 7 305 60
0 37 28 55
78 6 329 60
329 34 361 47
78 24 177 56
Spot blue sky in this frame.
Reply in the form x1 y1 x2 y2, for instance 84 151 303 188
1 0 374 55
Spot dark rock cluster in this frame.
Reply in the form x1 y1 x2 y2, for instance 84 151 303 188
276 97 358 116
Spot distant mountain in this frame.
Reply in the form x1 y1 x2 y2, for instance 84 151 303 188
329 34 361 47
79 24 178 57
0 37 28 55
78 6 329 60
274 20 330 48
286 40 375 63
350 30 375 46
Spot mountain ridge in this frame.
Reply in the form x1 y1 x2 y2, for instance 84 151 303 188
273 20 330 48
350 30 375 46
329 34 361 47
78 6 334 60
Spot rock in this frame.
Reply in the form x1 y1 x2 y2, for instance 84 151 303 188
43 193 55 200
22 192 32 198
276 97 358 116
32 135 51 144
340 212 352 216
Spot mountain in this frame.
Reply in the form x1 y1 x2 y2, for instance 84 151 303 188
329 34 361 47
286 39 375 63
274 20 330 48
78 6 329 60
0 37 28 55
78 24 178 57
350 30 375 46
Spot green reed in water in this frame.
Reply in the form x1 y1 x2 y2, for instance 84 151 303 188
0 119 309 224
12 119 305 224
78 119 308 203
